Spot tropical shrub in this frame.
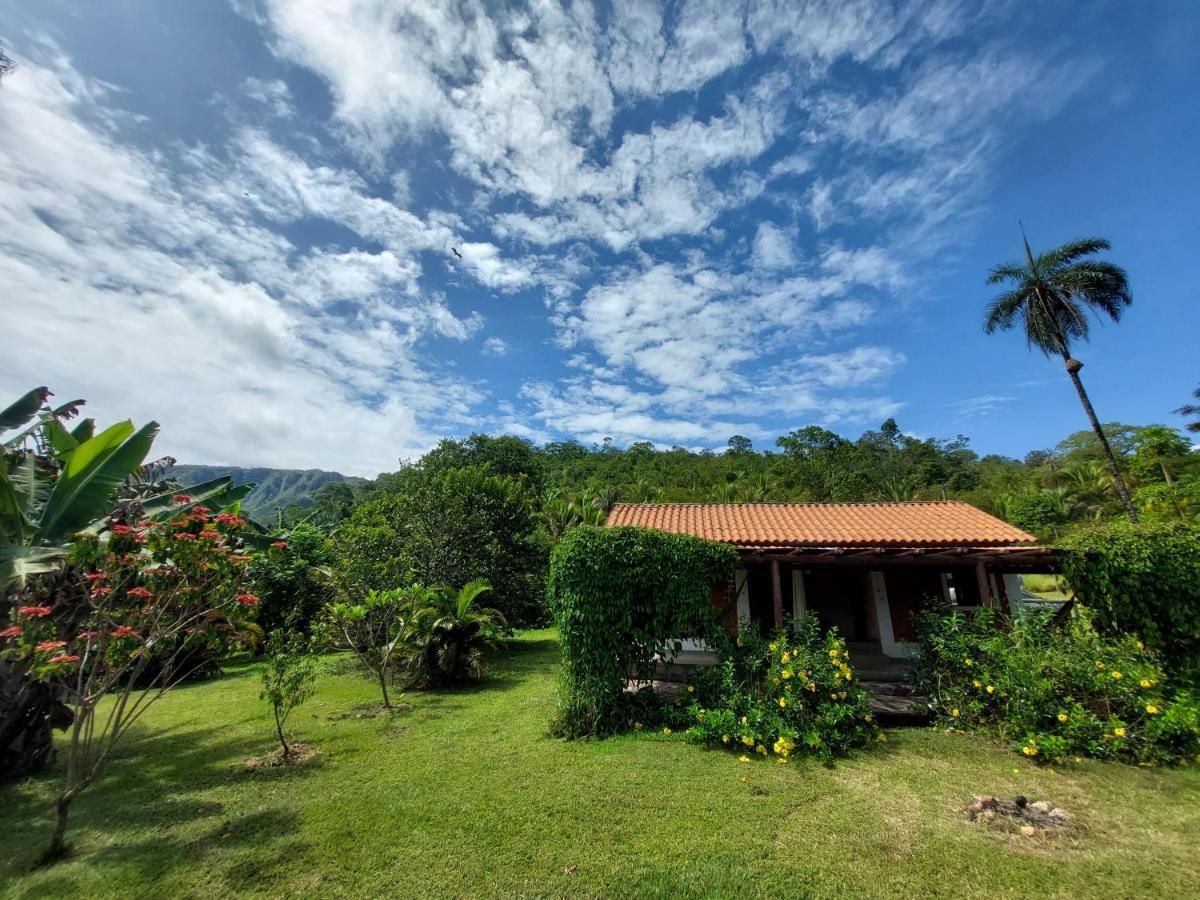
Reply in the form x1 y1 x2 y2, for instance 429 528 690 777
406 579 504 688
260 630 318 759
324 588 419 710
687 618 880 762
334 465 548 627
1 498 259 858
912 606 1200 765
1059 521 1200 681
249 523 334 635
547 526 738 738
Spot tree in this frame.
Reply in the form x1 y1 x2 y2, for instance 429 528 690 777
984 231 1139 521
259 630 318 759
407 579 504 687
2 500 259 860
1176 386 1200 434
333 466 547 627
248 523 333 634
727 435 753 455
325 587 422 710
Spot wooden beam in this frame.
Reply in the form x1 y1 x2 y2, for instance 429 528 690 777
976 562 994 608
770 558 783 628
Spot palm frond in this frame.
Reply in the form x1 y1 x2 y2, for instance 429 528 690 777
985 263 1029 286
1038 237 1111 272
982 287 1029 333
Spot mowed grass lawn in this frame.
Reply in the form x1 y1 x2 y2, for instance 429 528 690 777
3 631 1199 898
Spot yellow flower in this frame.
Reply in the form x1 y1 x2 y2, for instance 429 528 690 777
1110 670 1122 680
864 713 873 722
838 691 847 700
721 734 730 744
778 697 788 708
781 652 790 664
1057 713 1068 723
807 682 816 692
740 716 747 724
741 735 754 747
1139 679 1152 689
1022 744 1038 757
951 708 959 717
964 657 973 666
756 744 767 755
1095 660 1105 670
781 669 793 680
687 685 695 693
633 722 643 731
1146 704 1160 715
739 755 750 763
842 650 849 659
830 693 838 700
1012 768 1020 774
972 679 981 688
876 733 887 742
1114 727 1126 737
776 756 787 765
986 685 995 694
662 727 672 736
769 642 778 652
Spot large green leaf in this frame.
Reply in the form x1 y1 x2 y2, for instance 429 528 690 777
44 419 79 458
0 545 67 592
70 418 96 442
0 387 50 433
39 421 158 542
0 460 26 544
137 475 236 520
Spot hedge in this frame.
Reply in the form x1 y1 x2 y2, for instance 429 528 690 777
547 526 739 737
1059 522 1200 683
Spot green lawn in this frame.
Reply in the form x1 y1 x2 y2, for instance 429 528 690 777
3 631 1199 898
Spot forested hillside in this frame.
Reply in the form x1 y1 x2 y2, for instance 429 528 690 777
168 465 361 520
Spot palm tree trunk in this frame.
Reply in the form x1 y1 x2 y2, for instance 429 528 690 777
1062 354 1139 523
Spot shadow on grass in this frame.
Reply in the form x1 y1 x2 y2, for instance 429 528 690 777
2 721 313 891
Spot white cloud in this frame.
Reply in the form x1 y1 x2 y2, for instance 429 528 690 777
752 222 796 269
482 337 509 356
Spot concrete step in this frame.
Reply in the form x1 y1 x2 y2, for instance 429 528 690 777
859 680 915 697
870 693 931 724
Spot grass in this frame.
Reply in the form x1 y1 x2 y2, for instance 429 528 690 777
3 630 1199 898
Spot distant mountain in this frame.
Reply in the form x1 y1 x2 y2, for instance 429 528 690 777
168 465 363 518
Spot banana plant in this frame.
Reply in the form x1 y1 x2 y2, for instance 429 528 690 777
0 388 238 590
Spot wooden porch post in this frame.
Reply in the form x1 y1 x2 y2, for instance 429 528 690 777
975 562 994 608
770 559 783 627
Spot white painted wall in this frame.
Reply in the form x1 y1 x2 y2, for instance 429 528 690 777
870 570 914 659
735 568 750 628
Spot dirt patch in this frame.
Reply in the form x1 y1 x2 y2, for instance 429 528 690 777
966 794 1079 839
244 741 320 770
331 702 412 720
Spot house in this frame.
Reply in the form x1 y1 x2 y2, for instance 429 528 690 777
605 501 1055 661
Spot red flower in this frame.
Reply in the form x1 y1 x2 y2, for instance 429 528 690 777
110 523 135 536
111 626 139 639
172 493 192 504
173 532 197 541
215 514 247 527
18 606 52 618
48 654 80 665
36 640 67 652
77 630 101 640
91 586 110 599
270 541 288 549
126 587 153 599
85 571 109 582
0 626 23 639
235 593 261 606
192 505 212 516
198 530 222 541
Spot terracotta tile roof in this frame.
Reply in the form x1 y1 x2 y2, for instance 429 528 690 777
604 501 1037 549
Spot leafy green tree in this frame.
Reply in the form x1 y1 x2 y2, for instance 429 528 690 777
1129 425 1193 485
259 630 318 759
1003 491 1069 538
325 588 420 710
407 579 505 687
983 231 1138 520
727 435 754 455
419 434 546 492
249 523 334 634
334 466 547 627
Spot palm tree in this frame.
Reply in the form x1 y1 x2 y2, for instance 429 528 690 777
1176 386 1200 434
408 579 505 687
984 230 1139 521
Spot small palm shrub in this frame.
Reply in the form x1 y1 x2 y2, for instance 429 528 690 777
406 579 505 687
912 606 1200 765
687 618 880 762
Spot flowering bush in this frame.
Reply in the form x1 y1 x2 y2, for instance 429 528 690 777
912 606 1200 766
0 498 258 858
687 618 880 762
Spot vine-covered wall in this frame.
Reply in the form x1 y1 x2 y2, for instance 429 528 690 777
547 526 739 737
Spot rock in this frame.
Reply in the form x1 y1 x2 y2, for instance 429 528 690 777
979 810 996 822
1029 800 1052 815
1048 808 1068 823
1019 825 1037 837
1014 795 1028 809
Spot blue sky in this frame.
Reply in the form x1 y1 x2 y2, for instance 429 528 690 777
1 1 1197 476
